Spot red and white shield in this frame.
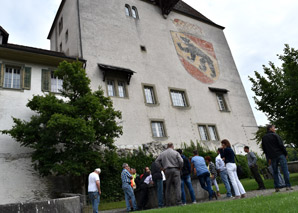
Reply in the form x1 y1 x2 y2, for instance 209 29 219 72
171 31 220 84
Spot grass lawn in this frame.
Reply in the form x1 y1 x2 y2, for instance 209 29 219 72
145 191 298 213
93 173 298 211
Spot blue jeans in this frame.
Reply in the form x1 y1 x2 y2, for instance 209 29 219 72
181 175 196 203
122 183 137 211
220 170 232 197
156 179 164 207
271 155 291 188
198 172 213 199
88 192 100 213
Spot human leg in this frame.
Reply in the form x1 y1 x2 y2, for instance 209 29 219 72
173 169 182 205
181 176 186 204
250 165 265 189
278 155 291 187
89 192 100 213
156 179 164 207
226 163 240 196
204 174 214 200
122 185 132 212
165 169 174 206
185 175 196 202
271 157 281 189
220 170 232 197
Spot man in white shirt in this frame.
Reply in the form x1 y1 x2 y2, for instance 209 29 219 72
88 168 101 213
216 149 232 198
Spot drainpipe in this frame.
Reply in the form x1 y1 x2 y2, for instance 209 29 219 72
77 0 83 58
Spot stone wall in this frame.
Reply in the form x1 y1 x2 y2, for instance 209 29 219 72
0 196 81 213
135 177 209 208
288 161 298 173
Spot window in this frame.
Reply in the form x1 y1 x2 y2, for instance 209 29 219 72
59 43 62 52
140 45 147 52
41 69 63 93
50 71 63 93
106 79 128 98
58 17 63 34
198 124 219 141
132 6 139 19
65 30 68 43
0 63 31 90
143 85 157 105
151 121 166 138
125 4 131 16
170 89 188 107
216 94 228 111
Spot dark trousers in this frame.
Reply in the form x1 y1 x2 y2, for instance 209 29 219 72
138 184 148 210
165 168 181 206
250 165 265 188
197 172 213 199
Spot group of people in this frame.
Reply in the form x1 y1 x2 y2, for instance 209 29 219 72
87 124 293 213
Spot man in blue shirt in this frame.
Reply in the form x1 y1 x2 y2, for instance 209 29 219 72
191 150 216 200
121 163 137 212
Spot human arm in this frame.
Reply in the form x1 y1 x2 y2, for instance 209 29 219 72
250 152 257 166
96 180 101 195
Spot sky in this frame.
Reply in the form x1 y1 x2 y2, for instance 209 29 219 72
1 0 298 126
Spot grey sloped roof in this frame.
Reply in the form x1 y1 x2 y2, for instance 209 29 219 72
173 1 224 29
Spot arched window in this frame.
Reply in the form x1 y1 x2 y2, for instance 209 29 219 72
132 6 139 19
125 4 131 17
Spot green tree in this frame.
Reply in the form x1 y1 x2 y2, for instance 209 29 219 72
249 44 298 147
2 61 122 182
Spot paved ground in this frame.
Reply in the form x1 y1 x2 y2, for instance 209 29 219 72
101 185 298 212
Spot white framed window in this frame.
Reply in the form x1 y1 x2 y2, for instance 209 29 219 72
198 124 219 141
106 79 128 98
198 125 209 141
0 64 31 90
143 85 157 104
132 6 139 19
170 89 188 107
151 121 166 138
125 4 131 16
216 94 228 111
4 66 21 89
51 71 63 93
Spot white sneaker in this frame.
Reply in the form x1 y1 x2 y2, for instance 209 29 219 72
192 201 197 204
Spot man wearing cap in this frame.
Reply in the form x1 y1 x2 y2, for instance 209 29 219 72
88 168 101 213
121 163 138 212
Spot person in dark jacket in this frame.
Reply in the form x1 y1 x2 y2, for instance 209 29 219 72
262 125 293 192
151 161 164 208
137 167 152 210
177 149 196 204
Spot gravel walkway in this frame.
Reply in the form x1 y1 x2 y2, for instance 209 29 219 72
101 185 298 212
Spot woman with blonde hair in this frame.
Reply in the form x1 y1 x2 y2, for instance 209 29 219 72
221 139 246 199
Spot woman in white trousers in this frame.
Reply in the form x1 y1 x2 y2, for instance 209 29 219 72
221 139 246 199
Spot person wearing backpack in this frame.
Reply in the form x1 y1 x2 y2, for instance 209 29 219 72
177 149 196 205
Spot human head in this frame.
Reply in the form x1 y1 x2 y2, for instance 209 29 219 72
177 149 182 155
95 168 101 174
217 148 223 154
205 156 211 163
193 150 198 156
221 139 231 148
244 146 249 153
267 124 275 133
167 142 174 149
122 163 130 171
145 167 150 173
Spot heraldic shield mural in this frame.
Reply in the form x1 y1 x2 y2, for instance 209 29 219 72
171 31 220 84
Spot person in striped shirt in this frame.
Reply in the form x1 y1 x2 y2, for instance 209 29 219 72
121 163 137 212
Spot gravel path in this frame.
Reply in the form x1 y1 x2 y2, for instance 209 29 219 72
101 185 298 212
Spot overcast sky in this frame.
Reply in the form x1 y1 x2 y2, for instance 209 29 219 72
1 0 298 126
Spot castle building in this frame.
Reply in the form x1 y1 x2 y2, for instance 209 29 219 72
47 0 259 153
0 0 259 204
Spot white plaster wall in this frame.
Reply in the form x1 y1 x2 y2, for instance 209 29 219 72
75 0 260 154
0 61 55 204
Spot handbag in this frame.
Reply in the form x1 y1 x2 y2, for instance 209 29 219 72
235 155 245 178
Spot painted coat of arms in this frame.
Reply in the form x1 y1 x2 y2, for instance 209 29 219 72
171 31 219 84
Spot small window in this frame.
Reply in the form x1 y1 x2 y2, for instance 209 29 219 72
131 6 139 19
198 124 219 141
143 85 157 105
0 64 31 90
151 121 166 138
107 80 115 96
65 30 68 43
140 45 146 52
125 4 131 16
4 66 21 89
59 43 62 52
170 89 188 107
217 94 228 111
106 79 128 98
198 125 209 141
58 17 63 35
51 71 63 93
